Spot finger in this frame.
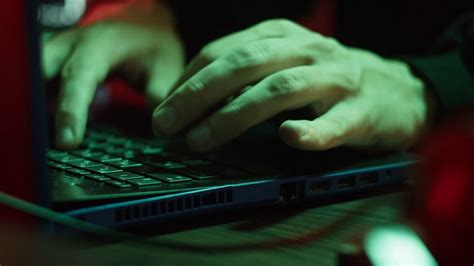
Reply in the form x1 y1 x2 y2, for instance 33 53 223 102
170 19 312 94
279 100 366 151
55 40 116 149
152 37 313 136
184 64 358 151
42 30 78 79
146 50 184 109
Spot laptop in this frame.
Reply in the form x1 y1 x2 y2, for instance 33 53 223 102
1 0 417 230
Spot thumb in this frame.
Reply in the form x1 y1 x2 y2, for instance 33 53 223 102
279 113 356 151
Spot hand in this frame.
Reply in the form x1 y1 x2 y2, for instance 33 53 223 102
43 3 184 150
152 19 433 152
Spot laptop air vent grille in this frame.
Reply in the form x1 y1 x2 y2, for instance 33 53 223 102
114 189 234 223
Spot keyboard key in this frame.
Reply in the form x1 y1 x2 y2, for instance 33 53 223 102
105 146 129 156
132 154 162 163
67 159 102 168
71 149 104 158
87 142 109 150
127 165 164 175
104 180 132 188
66 168 91 176
149 161 187 170
85 174 111 182
88 131 113 140
122 150 138 159
106 172 144 181
147 173 192 183
49 154 82 163
48 161 72 170
90 154 122 163
107 160 142 169
122 141 147 150
126 178 162 187
86 165 123 174
141 147 164 155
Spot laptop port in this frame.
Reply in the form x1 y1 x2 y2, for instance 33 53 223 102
280 182 304 202
359 172 378 186
335 175 356 189
309 180 331 192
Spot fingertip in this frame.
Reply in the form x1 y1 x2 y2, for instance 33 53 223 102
279 120 335 151
55 126 78 150
152 106 178 136
279 120 309 147
55 108 86 150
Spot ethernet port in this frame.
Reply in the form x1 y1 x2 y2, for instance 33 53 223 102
280 182 304 202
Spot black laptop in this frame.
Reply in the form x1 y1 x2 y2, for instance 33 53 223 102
2 0 417 229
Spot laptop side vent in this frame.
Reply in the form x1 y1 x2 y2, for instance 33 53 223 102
114 189 234 223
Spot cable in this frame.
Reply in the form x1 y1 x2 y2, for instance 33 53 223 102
0 192 137 240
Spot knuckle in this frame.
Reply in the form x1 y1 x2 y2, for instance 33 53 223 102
338 63 363 92
182 79 209 104
269 72 304 97
309 37 343 58
198 44 220 65
226 42 269 67
61 60 101 83
257 19 299 34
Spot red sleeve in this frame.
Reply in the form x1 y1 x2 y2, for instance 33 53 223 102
298 0 336 37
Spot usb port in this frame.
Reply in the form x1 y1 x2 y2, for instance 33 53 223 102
336 176 356 189
309 180 331 192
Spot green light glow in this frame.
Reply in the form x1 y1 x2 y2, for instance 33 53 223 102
364 224 438 266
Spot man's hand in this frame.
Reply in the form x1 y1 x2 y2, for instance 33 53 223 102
152 19 432 152
43 4 184 150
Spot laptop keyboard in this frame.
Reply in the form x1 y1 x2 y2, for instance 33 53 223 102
48 130 250 189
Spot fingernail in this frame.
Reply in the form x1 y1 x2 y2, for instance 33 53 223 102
153 107 177 134
57 127 74 148
188 125 211 149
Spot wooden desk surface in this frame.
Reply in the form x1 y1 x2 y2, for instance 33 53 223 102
1 189 409 266
89 190 409 266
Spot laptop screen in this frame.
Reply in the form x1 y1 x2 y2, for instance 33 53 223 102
0 0 49 227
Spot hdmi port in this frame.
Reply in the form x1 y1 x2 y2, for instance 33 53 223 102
309 180 331 192
336 176 356 189
359 172 378 186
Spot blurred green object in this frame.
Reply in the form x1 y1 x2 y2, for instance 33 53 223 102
39 0 86 28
